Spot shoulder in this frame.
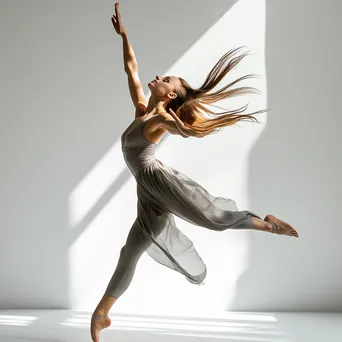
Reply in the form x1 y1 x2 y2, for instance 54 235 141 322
144 113 170 135
156 111 174 123
150 112 174 127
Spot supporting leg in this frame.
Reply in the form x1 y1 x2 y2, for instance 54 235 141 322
90 217 151 341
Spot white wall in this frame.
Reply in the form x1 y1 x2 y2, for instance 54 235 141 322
0 0 341 314
231 0 342 312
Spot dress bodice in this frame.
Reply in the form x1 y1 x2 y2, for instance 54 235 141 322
121 117 158 176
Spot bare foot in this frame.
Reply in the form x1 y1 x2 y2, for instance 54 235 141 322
264 214 299 238
90 314 112 342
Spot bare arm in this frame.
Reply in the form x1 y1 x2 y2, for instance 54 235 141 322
159 118 189 138
122 33 147 110
121 32 137 73
157 111 201 138
111 3 147 112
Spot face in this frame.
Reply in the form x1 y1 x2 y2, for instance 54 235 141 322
148 75 182 99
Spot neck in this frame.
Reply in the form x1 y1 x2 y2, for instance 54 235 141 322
145 97 171 115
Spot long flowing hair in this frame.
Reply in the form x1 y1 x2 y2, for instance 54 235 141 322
167 46 270 137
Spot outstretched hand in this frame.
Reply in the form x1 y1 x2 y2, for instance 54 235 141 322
111 2 126 36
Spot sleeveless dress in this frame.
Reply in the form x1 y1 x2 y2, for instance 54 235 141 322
104 115 261 298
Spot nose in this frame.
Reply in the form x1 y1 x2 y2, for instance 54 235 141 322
156 75 160 81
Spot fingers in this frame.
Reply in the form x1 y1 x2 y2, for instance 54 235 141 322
115 2 121 18
111 2 124 33
169 108 178 117
111 13 117 27
169 109 186 127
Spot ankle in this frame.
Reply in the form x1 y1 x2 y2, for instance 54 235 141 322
93 294 117 317
93 310 108 317
266 220 277 233
265 221 273 232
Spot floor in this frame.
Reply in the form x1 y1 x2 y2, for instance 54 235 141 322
0 310 341 342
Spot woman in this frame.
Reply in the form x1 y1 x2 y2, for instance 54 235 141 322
90 3 299 341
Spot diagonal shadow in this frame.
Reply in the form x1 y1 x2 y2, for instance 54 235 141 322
123 0 239 87
0 0 244 310
70 0 239 245
69 167 132 246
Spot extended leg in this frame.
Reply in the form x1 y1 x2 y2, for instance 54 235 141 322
151 167 296 235
242 216 298 237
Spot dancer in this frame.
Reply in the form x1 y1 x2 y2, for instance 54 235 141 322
90 3 298 341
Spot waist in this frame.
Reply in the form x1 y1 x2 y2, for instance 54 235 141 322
123 149 157 174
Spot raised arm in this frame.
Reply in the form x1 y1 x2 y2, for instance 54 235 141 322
122 33 147 114
111 3 147 116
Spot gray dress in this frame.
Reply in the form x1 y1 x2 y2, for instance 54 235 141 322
104 115 261 298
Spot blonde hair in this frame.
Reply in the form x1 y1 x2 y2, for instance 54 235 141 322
168 47 270 137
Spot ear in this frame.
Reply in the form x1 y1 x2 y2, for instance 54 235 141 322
167 92 177 100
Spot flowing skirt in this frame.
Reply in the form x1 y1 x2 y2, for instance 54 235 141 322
138 161 260 282
104 160 261 298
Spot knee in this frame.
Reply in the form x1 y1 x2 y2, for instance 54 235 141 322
119 241 146 265
207 208 234 225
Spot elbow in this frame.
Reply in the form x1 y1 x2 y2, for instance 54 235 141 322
125 62 138 74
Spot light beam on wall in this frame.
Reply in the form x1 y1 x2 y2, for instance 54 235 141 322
68 0 267 314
